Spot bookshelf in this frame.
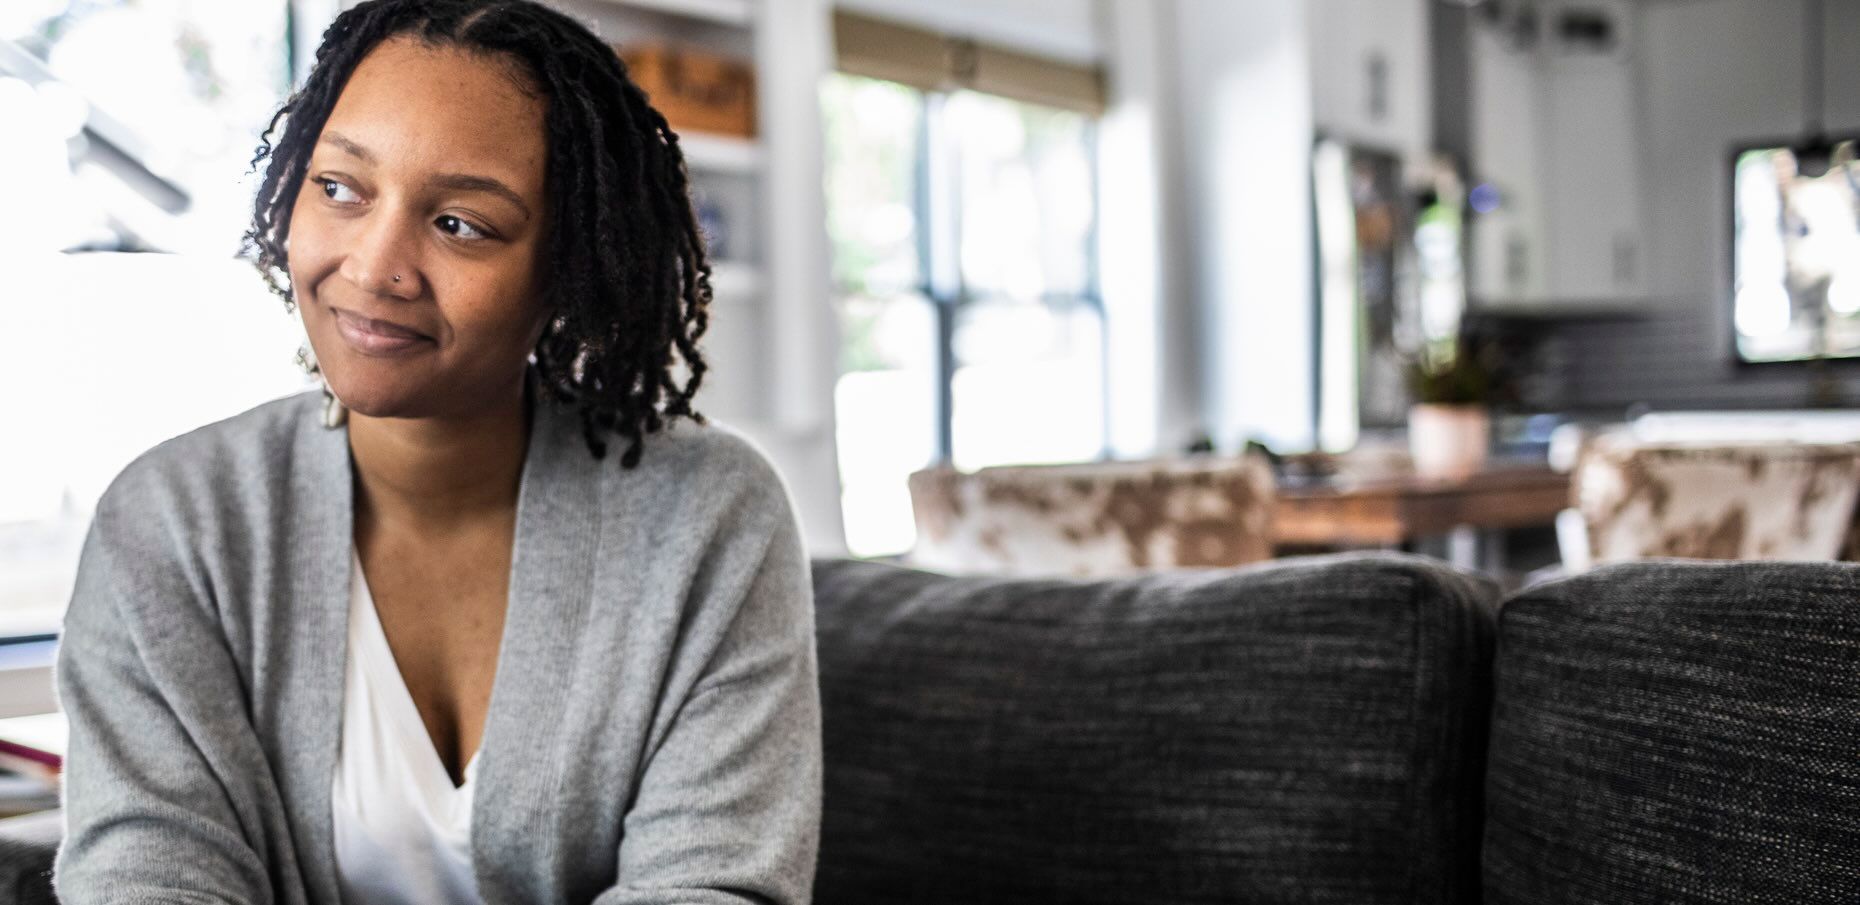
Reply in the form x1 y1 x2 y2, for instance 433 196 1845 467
556 0 832 441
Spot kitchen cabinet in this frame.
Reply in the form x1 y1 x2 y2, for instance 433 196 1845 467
1469 0 1649 312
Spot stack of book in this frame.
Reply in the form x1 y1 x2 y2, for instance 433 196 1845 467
0 712 64 817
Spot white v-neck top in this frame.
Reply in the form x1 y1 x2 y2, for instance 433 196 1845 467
332 547 483 905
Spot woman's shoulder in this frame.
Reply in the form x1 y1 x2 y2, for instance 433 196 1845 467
627 415 782 482
93 388 324 531
70 389 327 626
595 413 799 528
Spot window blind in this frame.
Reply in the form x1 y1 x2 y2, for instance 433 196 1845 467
832 10 1105 115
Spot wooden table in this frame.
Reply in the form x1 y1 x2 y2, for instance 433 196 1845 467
1272 464 1571 570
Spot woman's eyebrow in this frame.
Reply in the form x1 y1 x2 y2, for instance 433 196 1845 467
320 131 377 164
318 131 533 223
427 173 533 223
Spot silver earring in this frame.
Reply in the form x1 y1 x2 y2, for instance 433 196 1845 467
299 343 347 428
321 385 348 429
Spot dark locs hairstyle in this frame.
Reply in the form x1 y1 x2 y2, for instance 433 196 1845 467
242 0 712 468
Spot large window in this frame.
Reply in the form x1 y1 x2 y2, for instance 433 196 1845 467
822 73 1105 558
1 1 310 632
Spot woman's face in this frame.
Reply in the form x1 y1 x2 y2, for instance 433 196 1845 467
289 35 551 421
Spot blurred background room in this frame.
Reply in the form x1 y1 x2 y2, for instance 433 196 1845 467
5 0 1860 723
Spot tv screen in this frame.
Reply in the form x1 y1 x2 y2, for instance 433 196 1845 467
1733 138 1860 363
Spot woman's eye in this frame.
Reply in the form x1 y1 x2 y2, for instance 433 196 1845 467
437 215 490 241
319 179 361 204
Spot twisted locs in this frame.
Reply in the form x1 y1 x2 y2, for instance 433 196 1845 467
241 0 713 467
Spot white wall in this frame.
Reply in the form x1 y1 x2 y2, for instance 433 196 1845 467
1173 0 1317 452
1100 0 1355 454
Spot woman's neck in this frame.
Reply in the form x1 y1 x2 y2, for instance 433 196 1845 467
347 381 533 533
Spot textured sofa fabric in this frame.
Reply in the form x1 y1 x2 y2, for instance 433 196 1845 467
1483 561 1860 904
0 812 58 905
809 553 1499 905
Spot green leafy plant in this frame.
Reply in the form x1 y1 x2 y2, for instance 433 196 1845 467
1405 335 1497 406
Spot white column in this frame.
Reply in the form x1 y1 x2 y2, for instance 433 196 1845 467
1098 0 1203 459
1173 0 1316 453
752 0 850 555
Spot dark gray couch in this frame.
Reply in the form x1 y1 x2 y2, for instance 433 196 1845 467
4 553 1857 903
811 552 1498 904
812 553 1860 904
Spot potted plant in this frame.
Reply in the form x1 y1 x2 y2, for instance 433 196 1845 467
1404 336 1497 479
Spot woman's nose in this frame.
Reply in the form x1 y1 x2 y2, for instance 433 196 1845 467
338 212 424 298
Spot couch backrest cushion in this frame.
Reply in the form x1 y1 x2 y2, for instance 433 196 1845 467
809 553 1498 905
1484 561 1860 904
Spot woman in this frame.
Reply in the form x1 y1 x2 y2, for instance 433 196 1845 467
52 1 821 902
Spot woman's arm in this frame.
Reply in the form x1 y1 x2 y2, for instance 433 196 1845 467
593 492 823 905
53 502 281 905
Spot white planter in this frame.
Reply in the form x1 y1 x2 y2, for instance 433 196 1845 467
1409 404 1491 479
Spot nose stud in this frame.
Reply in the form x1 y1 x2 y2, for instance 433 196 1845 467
392 274 402 283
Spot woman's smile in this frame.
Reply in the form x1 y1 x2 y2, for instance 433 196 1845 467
329 304 436 357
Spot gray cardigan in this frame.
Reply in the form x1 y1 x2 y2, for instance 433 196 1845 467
53 385 822 904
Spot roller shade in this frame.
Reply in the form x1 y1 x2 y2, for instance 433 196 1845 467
832 10 1105 115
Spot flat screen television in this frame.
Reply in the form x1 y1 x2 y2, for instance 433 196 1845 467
1732 137 1860 363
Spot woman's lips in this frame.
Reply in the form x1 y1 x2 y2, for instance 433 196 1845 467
330 306 434 356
